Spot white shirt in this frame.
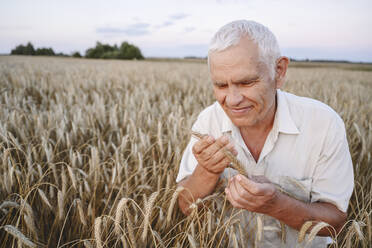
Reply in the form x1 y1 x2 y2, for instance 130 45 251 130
176 89 354 247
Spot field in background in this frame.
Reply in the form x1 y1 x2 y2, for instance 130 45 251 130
0 56 371 247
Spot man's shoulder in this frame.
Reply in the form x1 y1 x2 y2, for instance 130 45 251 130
197 101 223 120
192 101 227 135
281 90 344 126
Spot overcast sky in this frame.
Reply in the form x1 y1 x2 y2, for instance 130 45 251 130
1 0 371 62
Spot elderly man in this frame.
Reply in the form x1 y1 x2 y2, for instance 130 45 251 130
176 20 354 247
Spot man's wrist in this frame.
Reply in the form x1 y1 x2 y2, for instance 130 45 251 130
195 164 221 180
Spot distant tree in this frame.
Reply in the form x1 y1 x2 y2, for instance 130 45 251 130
56 52 68 57
35 47 55 56
24 42 36 55
72 51 82 58
118 41 144 60
11 42 35 55
85 42 117 58
85 41 144 60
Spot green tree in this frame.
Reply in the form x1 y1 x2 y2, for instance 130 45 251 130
11 42 35 55
24 42 36 55
35 47 55 56
85 41 144 60
72 51 82 58
118 42 144 60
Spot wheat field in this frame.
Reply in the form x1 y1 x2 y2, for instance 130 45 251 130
0 56 370 247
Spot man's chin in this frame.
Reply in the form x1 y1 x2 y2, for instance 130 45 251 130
229 116 255 128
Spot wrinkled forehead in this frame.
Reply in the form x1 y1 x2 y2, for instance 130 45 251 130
209 37 261 65
210 39 260 66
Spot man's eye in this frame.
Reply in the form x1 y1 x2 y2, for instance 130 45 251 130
241 81 257 86
215 83 227 88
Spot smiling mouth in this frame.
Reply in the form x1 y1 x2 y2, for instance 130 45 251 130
229 106 252 114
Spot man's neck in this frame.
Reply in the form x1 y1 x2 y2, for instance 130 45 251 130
238 94 277 162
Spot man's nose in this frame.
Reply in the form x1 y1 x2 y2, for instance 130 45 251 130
226 86 243 106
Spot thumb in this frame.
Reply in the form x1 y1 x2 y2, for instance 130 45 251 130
235 175 262 195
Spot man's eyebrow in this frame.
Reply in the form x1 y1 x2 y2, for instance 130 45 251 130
234 76 260 83
213 81 227 86
212 76 260 86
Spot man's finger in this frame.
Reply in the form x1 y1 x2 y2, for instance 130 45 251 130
201 135 231 159
225 188 245 209
235 175 263 195
192 135 215 154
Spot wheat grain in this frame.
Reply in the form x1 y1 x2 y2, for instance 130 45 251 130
298 221 312 243
351 220 364 240
76 198 87 226
166 186 184 223
307 222 331 244
142 191 159 242
0 200 19 210
57 190 64 221
23 214 37 237
115 198 129 235
38 189 52 210
94 217 103 248
2 225 37 248
83 240 94 248
67 166 77 190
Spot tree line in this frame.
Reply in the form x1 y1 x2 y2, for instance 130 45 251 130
10 41 144 60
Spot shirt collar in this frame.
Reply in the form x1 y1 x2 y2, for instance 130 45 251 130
275 89 300 134
217 89 300 135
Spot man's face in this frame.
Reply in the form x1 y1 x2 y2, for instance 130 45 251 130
209 37 279 129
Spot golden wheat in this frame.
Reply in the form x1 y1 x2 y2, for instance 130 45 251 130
0 56 370 247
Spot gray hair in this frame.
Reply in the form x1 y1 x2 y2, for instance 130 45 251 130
208 20 281 79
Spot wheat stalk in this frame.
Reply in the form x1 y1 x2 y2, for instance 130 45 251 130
187 233 197 248
256 214 263 242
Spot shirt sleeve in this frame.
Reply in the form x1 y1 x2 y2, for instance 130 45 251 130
176 111 209 183
310 116 354 213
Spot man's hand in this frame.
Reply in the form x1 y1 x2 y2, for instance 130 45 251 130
225 174 347 236
225 174 278 214
192 135 237 175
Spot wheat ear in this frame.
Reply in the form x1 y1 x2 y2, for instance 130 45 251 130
142 191 159 242
94 217 103 248
166 186 184 223
298 221 313 243
2 225 36 248
76 198 87 226
307 222 331 244
38 189 52 210
115 198 128 236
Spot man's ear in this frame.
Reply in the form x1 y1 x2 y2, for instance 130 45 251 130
275 56 289 89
